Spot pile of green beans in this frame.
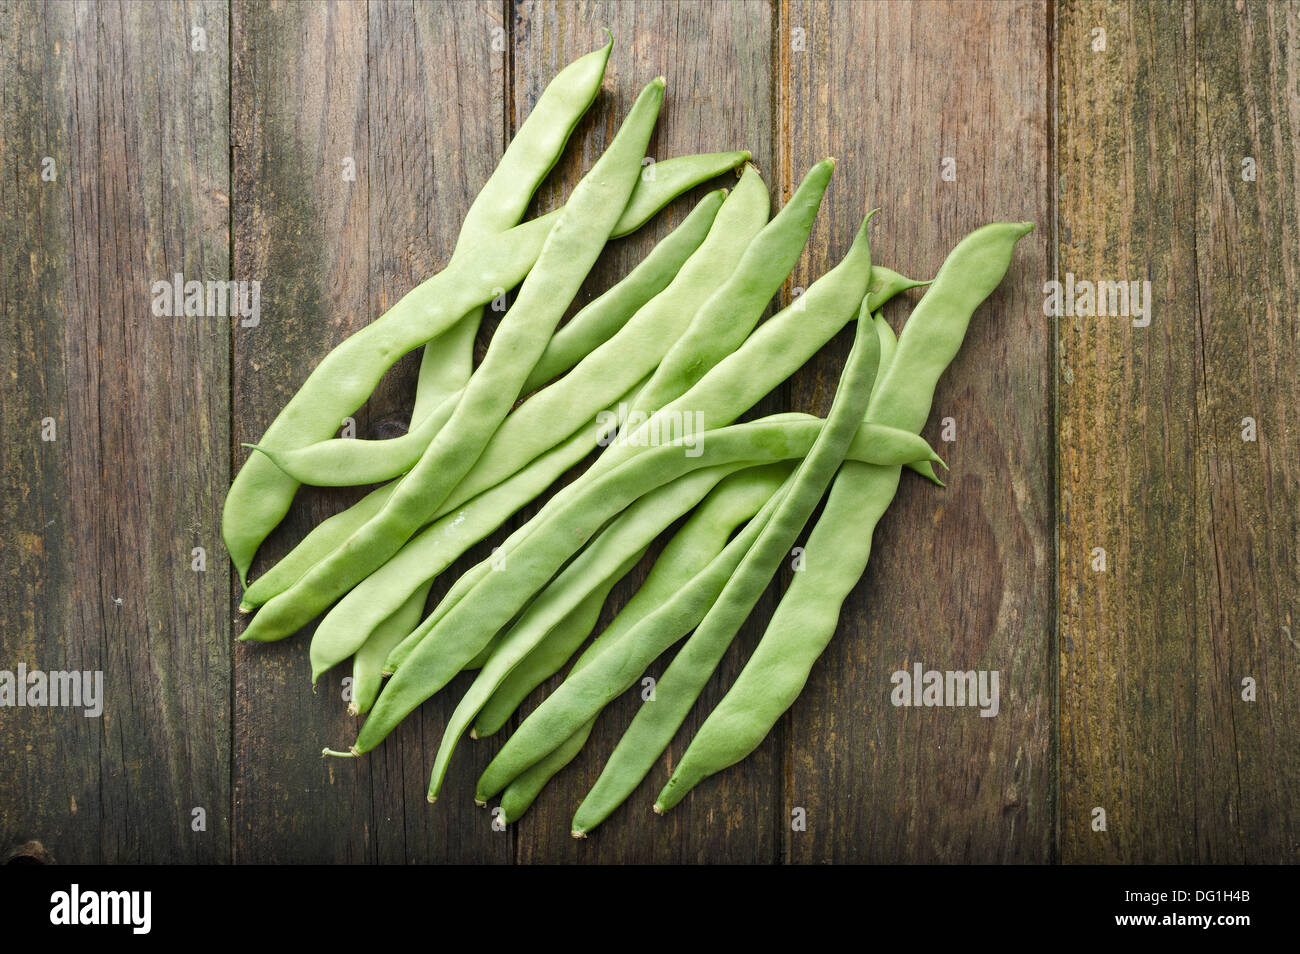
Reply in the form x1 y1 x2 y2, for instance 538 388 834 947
226 36 1033 838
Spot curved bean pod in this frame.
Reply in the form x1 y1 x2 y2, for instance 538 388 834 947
494 463 789 821
240 79 668 644
306 392 640 682
655 221 1035 812
570 300 880 834
224 147 748 583
427 463 750 801
256 190 729 487
349 412 941 754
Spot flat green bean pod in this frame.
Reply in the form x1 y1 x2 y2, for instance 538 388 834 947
493 463 789 821
306 393 640 682
224 148 748 583
348 413 942 754
241 79 667 644
655 221 1035 812
571 297 880 834
255 190 729 487
427 464 749 801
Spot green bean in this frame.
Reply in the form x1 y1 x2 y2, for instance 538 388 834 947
472 478 789 799
307 391 641 682
427 463 751 801
255 191 728 487
494 463 790 822
655 221 1035 813
570 298 880 834
238 482 396 612
869 222 1036 433
399 209 884 650
346 412 940 755
224 151 748 586
373 217 922 675
348 586 427 717
410 311 475 419
224 39 612 584
407 166 769 516
621 159 836 417
241 79 667 644
471 570 625 741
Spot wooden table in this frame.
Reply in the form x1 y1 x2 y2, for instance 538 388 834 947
2 0 1295 864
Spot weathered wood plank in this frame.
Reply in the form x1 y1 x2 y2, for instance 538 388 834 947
0 0 231 863
231 0 372 863
779 0 1053 863
359 0 509 865
1056 0 1200 863
1058 0 1300 863
1192 0 1300 862
504 0 776 863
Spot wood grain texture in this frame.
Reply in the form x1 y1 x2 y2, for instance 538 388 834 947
1058 0 1300 863
777 0 1053 863
0 0 231 862
5 0 1297 865
231 0 372 863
